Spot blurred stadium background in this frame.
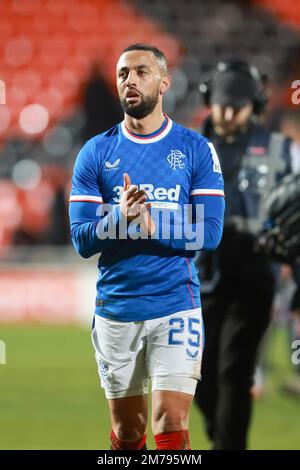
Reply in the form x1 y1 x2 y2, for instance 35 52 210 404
0 0 300 450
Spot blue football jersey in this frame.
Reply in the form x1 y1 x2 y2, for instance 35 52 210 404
69 116 225 321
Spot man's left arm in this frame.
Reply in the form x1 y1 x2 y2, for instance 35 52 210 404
142 139 225 252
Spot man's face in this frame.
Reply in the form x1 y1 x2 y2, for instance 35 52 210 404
211 103 253 137
116 50 169 119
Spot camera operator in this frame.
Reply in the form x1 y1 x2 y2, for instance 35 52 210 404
194 61 291 449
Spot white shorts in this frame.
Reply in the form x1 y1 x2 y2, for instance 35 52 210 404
91 307 204 399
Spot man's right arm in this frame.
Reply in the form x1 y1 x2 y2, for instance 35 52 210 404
69 201 126 258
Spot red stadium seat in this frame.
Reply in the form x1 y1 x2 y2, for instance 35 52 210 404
0 0 181 139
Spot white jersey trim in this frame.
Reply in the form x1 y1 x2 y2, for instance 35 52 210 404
121 116 173 144
190 189 225 197
69 195 103 203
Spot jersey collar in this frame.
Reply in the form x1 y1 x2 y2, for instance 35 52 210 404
121 115 173 144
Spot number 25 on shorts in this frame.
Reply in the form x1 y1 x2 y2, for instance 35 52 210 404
168 317 201 347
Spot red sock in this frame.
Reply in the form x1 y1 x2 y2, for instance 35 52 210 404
110 430 147 450
154 430 191 450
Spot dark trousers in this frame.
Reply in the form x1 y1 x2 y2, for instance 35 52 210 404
194 279 274 449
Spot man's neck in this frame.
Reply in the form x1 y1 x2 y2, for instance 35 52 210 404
124 109 165 135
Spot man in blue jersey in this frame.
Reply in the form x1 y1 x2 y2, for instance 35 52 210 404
69 44 225 450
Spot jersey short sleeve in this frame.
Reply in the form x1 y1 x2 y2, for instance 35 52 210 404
69 138 103 204
191 138 225 197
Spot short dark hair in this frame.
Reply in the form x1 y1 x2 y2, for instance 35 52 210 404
121 43 168 74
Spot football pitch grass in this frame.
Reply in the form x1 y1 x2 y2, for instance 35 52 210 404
0 324 299 450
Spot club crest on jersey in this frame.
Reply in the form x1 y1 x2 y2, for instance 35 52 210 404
167 150 186 171
105 159 120 172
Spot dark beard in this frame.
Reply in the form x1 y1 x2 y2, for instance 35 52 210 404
120 91 159 119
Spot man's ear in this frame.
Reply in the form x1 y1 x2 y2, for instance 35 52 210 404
160 74 171 95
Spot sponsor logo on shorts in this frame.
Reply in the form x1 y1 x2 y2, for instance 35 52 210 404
186 348 198 360
100 363 109 379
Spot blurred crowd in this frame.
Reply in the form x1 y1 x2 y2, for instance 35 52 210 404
0 65 123 256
